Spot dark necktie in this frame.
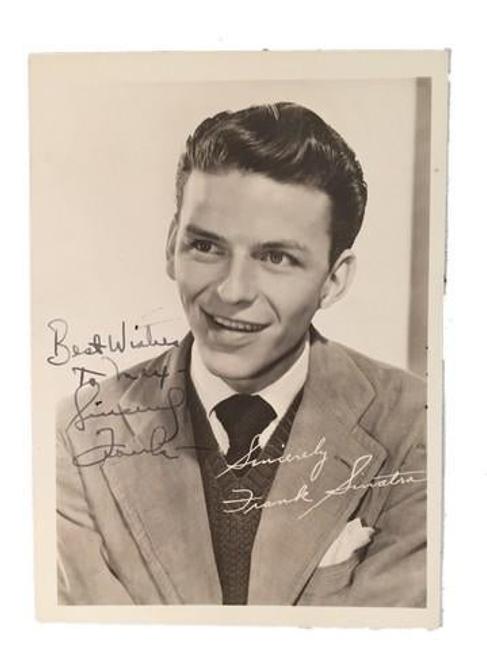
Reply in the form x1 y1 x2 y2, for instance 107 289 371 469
214 394 277 466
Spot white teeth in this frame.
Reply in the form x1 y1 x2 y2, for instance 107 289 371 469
211 314 264 332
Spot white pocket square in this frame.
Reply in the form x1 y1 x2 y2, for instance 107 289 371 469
318 518 375 568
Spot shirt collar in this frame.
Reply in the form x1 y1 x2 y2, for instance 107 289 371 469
190 335 310 421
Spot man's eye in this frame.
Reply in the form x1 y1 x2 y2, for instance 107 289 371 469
191 239 216 254
260 251 293 266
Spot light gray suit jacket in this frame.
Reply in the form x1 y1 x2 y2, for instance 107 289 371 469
56 328 427 606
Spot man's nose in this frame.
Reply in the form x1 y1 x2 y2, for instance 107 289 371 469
216 255 257 305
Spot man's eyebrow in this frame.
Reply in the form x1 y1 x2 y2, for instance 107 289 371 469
259 240 308 253
183 225 227 243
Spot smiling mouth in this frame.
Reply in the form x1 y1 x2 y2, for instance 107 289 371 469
203 310 268 333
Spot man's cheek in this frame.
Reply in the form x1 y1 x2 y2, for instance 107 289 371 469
177 270 206 296
177 283 199 316
182 263 218 289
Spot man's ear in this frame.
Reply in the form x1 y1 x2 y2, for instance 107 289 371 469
319 249 356 310
165 217 178 280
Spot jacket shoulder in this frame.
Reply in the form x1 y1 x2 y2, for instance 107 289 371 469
335 341 426 405
329 340 427 450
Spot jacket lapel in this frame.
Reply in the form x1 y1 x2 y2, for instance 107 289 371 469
248 332 388 605
100 334 222 604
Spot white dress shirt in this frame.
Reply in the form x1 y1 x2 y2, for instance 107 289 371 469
190 337 310 455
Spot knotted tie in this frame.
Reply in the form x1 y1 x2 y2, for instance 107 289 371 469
214 394 277 466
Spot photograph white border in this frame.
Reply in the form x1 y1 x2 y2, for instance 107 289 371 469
30 50 448 628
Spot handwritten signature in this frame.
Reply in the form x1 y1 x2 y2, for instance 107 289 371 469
66 377 185 435
72 425 181 467
47 317 179 367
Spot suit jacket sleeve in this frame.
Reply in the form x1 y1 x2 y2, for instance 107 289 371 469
324 405 427 607
352 436 426 606
56 403 134 605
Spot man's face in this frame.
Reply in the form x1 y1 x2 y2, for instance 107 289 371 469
168 169 335 392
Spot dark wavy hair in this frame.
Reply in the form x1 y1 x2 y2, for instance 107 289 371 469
175 102 367 265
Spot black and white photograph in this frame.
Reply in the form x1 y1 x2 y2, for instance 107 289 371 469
30 51 447 627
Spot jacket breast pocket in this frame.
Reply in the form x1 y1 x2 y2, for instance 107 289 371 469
296 552 361 606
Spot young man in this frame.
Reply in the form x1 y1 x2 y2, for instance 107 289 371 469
57 102 427 606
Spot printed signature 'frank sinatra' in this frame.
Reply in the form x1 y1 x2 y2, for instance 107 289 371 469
221 453 426 519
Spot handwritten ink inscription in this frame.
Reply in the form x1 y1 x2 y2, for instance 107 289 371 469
72 425 181 467
66 377 186 467
47 317 179 367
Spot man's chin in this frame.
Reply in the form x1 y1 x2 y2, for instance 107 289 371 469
198 342 300 393
195 332 307 390
201 354 257 383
